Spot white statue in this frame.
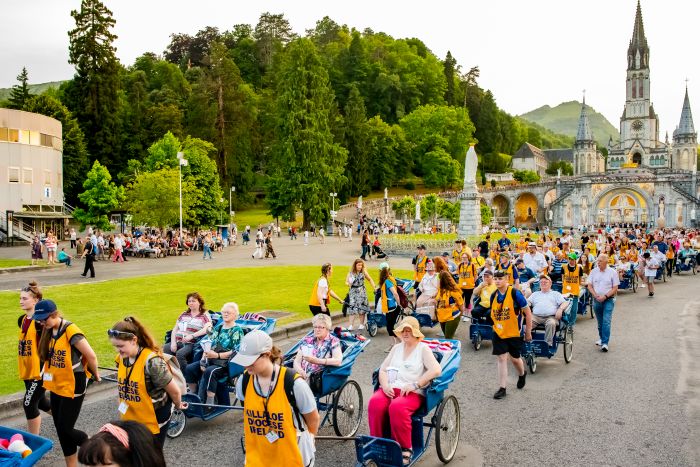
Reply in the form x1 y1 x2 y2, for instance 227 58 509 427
557 168 562 179
464 145 478 185
357 195 363 210
581 197 589 224
691 208 696 220
384 188 388 199
415 201 421 220
658 197 665 219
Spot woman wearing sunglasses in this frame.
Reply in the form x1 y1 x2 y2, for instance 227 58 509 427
17 281 51 435
33 299 99 467
108 316 186 448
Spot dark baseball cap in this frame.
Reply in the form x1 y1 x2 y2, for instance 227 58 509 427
417 244 426 250
32 299 57 321
442 252 450 257
494 270 507 278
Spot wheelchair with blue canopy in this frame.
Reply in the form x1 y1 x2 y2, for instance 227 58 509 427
675 253 697 275
282 329 371 437
469 295 494 351
366 279 415 337
617 264 637 292
354 339 462 466
166 315 277 438
521 298 575 374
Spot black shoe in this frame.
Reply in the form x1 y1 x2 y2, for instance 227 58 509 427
649 292 654 297
80 274 86 277
517 372 526 389
493 387 507 399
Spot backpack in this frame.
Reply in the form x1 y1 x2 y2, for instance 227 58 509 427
241 367 305 432
396 284 410 309
158 353 187 395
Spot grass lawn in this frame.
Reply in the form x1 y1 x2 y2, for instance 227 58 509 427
0 259 32 268
0 265 411 395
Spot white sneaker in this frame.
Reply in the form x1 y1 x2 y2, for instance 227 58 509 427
461 316 469 322
595 339 602 346
639 283 646 288
358 324 365 330
348 325 353 331
601 344 609 352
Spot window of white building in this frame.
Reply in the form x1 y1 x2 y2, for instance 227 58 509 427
23 168 33 183
9 167 20 183
44 170 51 185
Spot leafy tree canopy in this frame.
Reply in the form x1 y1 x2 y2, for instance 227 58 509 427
73 160 124 230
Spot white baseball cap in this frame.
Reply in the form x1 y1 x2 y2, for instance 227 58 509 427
231 330 273 367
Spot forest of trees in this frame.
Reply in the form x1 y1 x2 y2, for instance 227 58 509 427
1 0 573 228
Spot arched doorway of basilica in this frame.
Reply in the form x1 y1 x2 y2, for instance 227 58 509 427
515 192 538 226
492 195 509 224
595 188 648 225
632 152 642 165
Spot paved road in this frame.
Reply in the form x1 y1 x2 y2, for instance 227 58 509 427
2 270 698 466
0 236 412 291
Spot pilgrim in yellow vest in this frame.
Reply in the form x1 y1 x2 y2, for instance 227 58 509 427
18 316 41 381
490 286 522 339
243 366 304 467
435 289 463 322
458 262 476 290
587 241 597 256
478 283 497 307
562 265 581 295
497 262 516 285
452 247 466 264
42 321 89 398
381 276 397 313
308 277 331 307
116 349 160 434
472 255 485 268
414 256 428 282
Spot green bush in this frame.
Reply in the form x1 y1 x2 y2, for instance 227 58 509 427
404 180 416 190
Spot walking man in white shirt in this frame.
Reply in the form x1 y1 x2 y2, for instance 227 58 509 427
587 254 619 352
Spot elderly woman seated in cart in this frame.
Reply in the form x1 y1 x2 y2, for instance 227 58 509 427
293 314 343 382
368 316 442 465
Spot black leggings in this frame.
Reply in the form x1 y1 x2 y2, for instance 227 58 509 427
461 289 474 309
153 402 173 450
23 379 51 419
385 306 401 337
50 375 88 456
309 305 330 316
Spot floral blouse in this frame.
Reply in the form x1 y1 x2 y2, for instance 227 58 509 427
299 333 340 374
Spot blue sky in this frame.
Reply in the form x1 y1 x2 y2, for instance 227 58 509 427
2 0 697 137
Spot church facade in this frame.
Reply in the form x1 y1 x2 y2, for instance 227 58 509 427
478 1 698 229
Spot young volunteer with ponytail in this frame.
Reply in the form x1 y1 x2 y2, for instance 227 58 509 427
234 331 320 467
34 299 99 467
17 281 51 434
378 262 402 351
308 263 343 316
108 316 187 448
78 420 166 467
435 271 465 339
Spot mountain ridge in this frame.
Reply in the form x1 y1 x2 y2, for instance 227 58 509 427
519 100 619 147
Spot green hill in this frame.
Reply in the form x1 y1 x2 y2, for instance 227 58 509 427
0 81 65 101
519 100 619 147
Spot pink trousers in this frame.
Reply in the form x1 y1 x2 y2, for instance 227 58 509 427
367 388 424 449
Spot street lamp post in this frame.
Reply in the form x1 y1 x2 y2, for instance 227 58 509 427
177 152 188 244
328 192 337 235
229 186 236 224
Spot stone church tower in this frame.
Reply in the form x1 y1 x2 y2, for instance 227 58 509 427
672 87 697 172
573 97 603 174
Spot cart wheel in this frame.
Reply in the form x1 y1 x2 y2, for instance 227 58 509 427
589 299 594 319
332 380 363 437
364 461 379 467
367 320 378 337
435 395 460 463
662 268 667 282
693 262 697 275
563 326 573 363
472 331 482 351
167 409 187 438
632 274 637 293
527 355 537 374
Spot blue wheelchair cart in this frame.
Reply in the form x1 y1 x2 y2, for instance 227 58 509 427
521 299 575 374
577 288 594 318
617 264 638 293
354 339 462 466
165 316 277 438
469 296 493 351
366 279 415 337
283 330 371 437
0 426 53 467
675 254 697 275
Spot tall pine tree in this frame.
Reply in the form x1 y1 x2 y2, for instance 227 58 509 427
67 0 122 170
443 51 457 106
8 67 31 109
343 84 370 196
266 38 347 228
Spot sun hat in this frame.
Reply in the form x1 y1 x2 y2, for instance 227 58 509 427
230 330 273 367
32 299 57 321
393 316 424 339
528 242 537 247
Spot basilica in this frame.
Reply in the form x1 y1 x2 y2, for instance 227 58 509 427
482 1 699 228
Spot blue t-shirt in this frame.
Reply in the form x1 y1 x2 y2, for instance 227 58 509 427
516 266 537 283
498 238 511 250
652 241 668 254
495 288 528 309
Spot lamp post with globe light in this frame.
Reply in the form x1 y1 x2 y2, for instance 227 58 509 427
177 152 188 243
328 192 337 235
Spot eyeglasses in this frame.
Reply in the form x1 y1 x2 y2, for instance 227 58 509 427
312 326 327 330
107 329 135 339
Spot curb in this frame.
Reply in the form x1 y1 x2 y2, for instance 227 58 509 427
0 265 55 275
0 313 349 421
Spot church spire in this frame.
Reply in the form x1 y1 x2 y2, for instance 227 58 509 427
674 86 696 138
627 0 649 70
576 95 594 142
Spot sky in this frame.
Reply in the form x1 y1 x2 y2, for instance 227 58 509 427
2 0 698 138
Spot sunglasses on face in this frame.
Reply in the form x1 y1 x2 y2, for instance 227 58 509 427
107 329 135 339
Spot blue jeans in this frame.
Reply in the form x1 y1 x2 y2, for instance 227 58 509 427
592 297 615 345
203 244 212 259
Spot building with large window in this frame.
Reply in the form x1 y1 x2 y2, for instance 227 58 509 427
0 108 69 241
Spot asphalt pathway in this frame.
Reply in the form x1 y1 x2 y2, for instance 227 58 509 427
1 267 698 466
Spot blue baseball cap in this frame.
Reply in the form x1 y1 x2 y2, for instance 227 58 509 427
32 299 57 321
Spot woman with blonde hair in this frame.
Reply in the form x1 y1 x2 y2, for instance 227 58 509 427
109 316 186 447
345 259 376 330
